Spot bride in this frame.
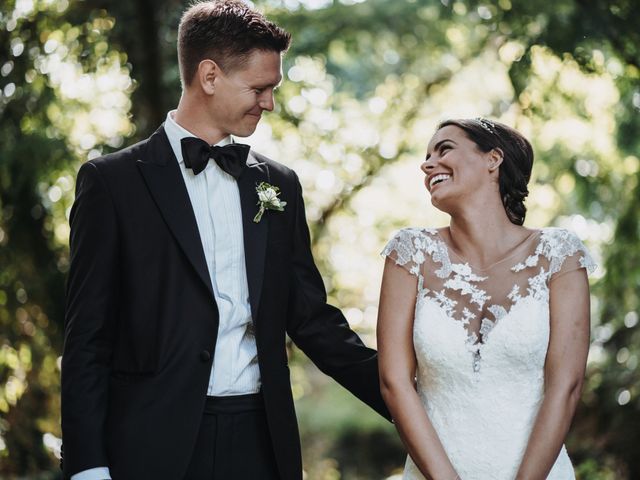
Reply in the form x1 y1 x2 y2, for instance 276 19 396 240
377 118 595 479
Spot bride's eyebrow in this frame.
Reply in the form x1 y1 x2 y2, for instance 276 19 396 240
426 139 457 160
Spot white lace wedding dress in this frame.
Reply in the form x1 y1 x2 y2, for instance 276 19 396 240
382 227 595 480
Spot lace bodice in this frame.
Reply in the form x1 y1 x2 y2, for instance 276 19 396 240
382 227 595 480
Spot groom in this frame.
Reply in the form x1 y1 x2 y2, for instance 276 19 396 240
61 1 389 479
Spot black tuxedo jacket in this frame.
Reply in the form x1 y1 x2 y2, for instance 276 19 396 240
61 126 389 480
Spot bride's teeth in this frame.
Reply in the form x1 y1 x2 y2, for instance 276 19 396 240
430 174 451 188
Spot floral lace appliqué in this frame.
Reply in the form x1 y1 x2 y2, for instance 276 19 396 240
382 227 596 373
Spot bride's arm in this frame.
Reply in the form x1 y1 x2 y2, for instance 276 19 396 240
377 257 459 480
515 268 591 480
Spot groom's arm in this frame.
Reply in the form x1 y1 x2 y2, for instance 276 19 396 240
62 161 118 478
285 173 390 420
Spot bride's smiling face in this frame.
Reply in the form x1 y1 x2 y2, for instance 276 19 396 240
421 125 497 212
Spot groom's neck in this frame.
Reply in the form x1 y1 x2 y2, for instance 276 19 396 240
174 93 228 146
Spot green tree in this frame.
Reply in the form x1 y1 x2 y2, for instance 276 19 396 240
0 0 132 475
1 0 639 478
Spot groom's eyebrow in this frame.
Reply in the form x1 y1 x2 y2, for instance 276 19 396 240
426 139 456 160
255 77 283 88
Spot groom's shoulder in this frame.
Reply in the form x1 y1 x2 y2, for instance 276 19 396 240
88 137 150 172
251 149 297 181
90 123 170 169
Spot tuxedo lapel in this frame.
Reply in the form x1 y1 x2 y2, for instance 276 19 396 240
136 126 214 299
237 152 269 318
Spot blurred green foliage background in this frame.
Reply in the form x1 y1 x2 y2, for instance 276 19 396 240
0 0 638 478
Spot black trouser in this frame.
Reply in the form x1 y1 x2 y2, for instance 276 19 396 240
183 393 280 479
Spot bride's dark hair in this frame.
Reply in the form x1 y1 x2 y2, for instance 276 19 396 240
437 118 534 226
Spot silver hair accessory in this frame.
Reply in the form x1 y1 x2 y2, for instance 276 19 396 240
475 117 496 134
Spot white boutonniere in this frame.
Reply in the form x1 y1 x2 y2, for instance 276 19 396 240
253 182 287 223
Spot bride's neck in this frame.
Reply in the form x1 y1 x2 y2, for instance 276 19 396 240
447 211 524 265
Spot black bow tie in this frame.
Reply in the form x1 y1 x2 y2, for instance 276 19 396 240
181 137 250 178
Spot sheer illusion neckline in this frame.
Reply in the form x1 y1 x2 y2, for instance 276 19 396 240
435 228 541 272
382 226 595 374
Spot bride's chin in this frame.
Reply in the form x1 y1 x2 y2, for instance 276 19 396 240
429 192 444 207
430 197 444 211
430 195 454 215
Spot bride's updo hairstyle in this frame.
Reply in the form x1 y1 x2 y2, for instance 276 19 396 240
437 118 534 226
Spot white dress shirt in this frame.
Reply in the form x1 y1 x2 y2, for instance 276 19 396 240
164 110 261 396
71 111 261 480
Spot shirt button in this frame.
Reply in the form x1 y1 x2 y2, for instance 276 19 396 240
199 350 211 362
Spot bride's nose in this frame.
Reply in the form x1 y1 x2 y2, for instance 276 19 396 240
421 158 434 175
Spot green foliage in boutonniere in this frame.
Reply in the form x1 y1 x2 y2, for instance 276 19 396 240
253 182 287 223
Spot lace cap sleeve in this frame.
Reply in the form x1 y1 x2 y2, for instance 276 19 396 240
381 228 435 278
544 228 597 281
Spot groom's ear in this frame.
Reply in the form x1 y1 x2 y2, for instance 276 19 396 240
195 59 220 96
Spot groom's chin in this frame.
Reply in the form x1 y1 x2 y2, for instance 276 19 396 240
234 117 261 138
232 128 256 139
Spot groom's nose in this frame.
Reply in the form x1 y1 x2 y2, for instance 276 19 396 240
258 91 275 111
